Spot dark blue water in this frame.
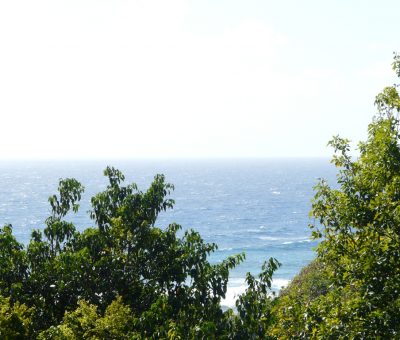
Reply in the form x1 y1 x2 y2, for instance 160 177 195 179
0 159 336 307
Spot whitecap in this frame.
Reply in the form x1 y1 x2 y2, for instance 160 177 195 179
218 247 233 251
222 278 290 308
272 278 290 290
222 284 247 308
246 228 263 233
258 236 280 241
281 237 311 245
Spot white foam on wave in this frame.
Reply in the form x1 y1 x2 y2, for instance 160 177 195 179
258 232 313 241
246 228 266 233
218 247 233 251
272 278 290 290
281 238 311 245
258 236 281 241
258 235 312 244
221 278 290 309
222 284 247 308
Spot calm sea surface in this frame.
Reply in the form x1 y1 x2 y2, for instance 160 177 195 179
0 159 337 307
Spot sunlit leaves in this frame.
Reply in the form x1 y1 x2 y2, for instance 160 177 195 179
0 166 258 337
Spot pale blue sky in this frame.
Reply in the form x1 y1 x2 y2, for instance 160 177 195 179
0 1 399 159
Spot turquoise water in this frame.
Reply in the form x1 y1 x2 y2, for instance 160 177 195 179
0 159 336 307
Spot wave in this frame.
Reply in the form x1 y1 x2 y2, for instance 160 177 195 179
258 236 282 241
282 238 312 245
272 278 290 289
222 285 248 308
258 235 312 244
218 247 233 251
221 278 290 308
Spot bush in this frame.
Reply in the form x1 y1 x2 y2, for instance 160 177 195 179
0 295 33 339
0 167 278 337
270 53 400 338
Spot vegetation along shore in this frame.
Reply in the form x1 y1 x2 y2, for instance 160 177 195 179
1 55 400 338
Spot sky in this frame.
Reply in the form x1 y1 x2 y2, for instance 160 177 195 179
0 0 399 159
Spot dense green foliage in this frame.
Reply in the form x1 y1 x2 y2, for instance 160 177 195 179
2 55 400 338
0 167 279 338
270 54 400 338
0 295 32 339
269 260 330 338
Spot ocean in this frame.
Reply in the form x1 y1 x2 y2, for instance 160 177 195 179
0 159 337 308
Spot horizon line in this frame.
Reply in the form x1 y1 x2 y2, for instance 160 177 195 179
0 156 333 162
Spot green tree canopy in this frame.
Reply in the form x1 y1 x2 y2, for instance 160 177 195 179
3 55 400 339
271 53 400 338
0 166 279 338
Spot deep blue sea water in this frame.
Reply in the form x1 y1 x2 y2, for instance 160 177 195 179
0 159 337 307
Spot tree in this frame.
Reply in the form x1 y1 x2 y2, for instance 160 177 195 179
0 166 281 337
233 258 280 339
271 53 400 338
0 295 32 339
37 297 137 339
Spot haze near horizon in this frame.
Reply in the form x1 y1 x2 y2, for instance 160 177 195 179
1 0 399 159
